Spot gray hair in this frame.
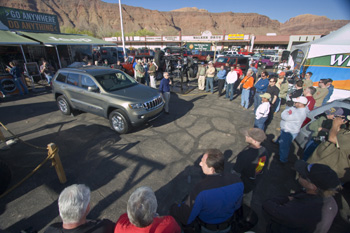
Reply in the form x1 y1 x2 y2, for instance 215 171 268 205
58 184 91 224
127 186 157 227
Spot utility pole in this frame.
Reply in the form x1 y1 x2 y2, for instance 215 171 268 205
118 0 127 60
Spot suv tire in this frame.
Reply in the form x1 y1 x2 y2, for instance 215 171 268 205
109 110 130 134
57 96 72 115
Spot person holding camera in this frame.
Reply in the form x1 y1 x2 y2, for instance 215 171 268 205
307 112 350 183
40 60 55 84
303 107 343 161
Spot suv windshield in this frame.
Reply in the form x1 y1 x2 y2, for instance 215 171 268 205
94 71 137 92
216 57 228 63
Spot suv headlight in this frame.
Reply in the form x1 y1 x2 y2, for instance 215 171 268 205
129 103 145 109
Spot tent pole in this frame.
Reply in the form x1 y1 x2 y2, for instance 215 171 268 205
20 45 27 63
55 45 62 69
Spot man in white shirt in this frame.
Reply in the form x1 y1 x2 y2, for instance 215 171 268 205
225 66 238 100
276 96 308 164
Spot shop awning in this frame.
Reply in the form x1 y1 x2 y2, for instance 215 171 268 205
18 32 115 46
0 30 39 45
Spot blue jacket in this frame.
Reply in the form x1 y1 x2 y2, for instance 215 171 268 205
322 85 334 105
217 70 227 80
170 172 243 225
255 78 269 93
159 78 170 93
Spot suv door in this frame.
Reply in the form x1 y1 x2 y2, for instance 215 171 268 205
65 73 85 110
78 75 105 116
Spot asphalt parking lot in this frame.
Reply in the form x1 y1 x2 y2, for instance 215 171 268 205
0 82 349 233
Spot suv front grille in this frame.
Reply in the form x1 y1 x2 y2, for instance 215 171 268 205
143 96 164 110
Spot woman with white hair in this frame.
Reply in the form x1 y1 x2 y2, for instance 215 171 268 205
44 184 114 233
114 186 180 233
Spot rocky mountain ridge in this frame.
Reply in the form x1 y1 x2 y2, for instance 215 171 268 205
0 0 348 37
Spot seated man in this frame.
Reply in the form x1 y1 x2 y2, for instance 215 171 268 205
115 186 181 233
44 184 114 233
170 149 244 233
232 128 269 206
263 160 342 233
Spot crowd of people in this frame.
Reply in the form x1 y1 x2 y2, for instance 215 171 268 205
44 139 346 233
4 55 348 232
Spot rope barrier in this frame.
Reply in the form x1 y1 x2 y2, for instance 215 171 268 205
0 122 46 150
0 147 57 199
0 122 67 198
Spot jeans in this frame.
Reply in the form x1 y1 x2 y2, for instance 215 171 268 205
14 78 29 95
254 117 267 130
162 92 171 113
225 83 234 100
44 74 53 84
206 77 214 93
254 92 263 113
278 130 298 163
145 74 150 86
241 88 250 109
274 97 280 112
303 139 320 161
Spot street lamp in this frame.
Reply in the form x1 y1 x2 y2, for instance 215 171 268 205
118 0 127 60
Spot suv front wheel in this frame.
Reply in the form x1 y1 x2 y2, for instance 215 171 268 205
57 95 72 115
109 110 130 134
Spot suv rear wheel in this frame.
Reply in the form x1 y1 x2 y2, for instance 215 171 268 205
57 96 71 115
109 110 130 134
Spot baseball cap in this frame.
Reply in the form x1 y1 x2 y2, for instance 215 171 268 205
241 128 266 143
260 93 271 100
294 160 340 190
292 96 308 105
325 107 343 116
279 72 285 76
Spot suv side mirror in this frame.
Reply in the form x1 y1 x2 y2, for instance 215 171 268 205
88 86 99 92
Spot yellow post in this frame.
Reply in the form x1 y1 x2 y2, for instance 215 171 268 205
47 143 67 184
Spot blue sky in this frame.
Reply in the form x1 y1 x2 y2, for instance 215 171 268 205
102 0 350 23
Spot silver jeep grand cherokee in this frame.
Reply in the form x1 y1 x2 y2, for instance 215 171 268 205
52 66 164 134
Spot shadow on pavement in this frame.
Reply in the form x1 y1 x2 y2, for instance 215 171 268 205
0 123 166 232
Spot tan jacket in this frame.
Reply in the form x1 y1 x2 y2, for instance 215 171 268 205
206 66 216 78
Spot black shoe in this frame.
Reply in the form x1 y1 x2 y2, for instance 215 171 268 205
164 111 169 115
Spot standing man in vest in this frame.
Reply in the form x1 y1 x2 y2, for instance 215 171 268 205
205 62 216 94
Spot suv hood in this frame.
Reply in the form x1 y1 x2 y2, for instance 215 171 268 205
103 84 160 102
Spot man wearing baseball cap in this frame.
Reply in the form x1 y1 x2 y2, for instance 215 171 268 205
254 93 271 130
232 128 269 206
274 96 308 164
263 160 341 233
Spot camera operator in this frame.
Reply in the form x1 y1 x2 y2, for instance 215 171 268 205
303 107 343 161
307 111 350 184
